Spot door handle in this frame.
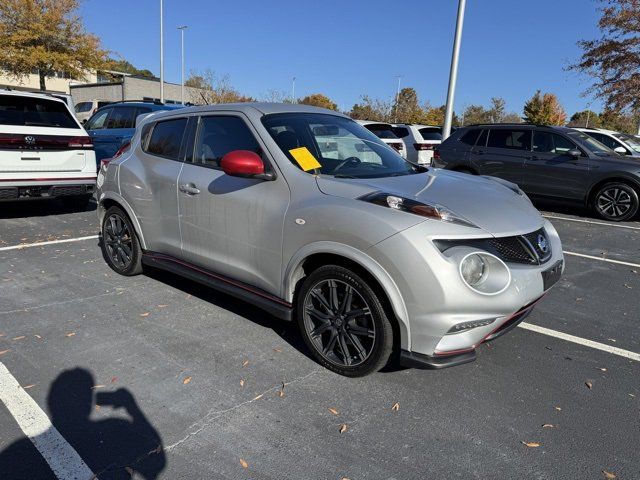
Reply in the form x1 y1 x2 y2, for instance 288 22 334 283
179 183 200 195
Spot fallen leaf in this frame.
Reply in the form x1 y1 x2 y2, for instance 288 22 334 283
339 423 348 434
91 385 106 390
273 347 283 353
602 470 617 479
252 394 264 401
34 335 42 339
242 359 249 367
555 406 562 411
12 336 25 341
623 283 632 289
239 458 248 469
240 379 245 387
111 377 117 383
391 402 400 412
341 478 351 480
157 304 168 308
22 384 35 389
278 389 285 398
139 312 150 317
65 332 76 338
585 381 593 389
521 441 541 448
328 407 339 415
597 367 607 372
542 423 555 428
608 338 617 343
575 297 583 302
629 393 635 398
182 376 192 385
0 349 10 356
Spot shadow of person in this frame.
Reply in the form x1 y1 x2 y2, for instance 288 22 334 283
0 368 166 479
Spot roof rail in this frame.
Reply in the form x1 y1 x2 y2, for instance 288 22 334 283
462 122 549 128
108 99 165 106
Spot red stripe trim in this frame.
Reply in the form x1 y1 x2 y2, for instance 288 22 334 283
0 177 96 182
146 252 292 308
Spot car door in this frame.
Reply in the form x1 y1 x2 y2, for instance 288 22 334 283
475 128 530 185
522 130 590 200
177 113 290 295
124 116 189 257
90 106 138 162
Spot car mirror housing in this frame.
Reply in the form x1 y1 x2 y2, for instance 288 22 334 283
221 150 274 180
613 146 628 155
566 149 582 158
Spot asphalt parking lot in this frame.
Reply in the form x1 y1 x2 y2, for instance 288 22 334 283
0 198 638 480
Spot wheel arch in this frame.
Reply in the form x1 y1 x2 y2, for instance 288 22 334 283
586 175 640 207
98 192 148 250
284 242 410 350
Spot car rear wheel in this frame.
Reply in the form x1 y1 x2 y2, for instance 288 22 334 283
592 182 639 221
101 206 143 276
296 265 393 377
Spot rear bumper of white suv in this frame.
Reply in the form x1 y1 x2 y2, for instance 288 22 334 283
0 176 96 201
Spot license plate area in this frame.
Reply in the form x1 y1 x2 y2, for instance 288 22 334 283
542 260 563 290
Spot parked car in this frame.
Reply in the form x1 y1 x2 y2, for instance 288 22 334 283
74 99 112 124
434 123 640 221
85 100 184 165
356 120 406 158
391 124 443 166
97 104 563 376
575 127 640 158
0 90 96 209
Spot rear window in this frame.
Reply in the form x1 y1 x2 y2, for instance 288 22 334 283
364 123 399 139
105 107 137 129
0 95 78 128
75 102 93 113
487 129 531 150
419 127 442 141
392 126 409 138
459 129 481 145
145 118 187 160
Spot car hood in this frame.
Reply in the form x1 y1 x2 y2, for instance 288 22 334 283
316 169 544 237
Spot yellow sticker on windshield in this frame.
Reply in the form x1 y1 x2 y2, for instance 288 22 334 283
289 147 322 171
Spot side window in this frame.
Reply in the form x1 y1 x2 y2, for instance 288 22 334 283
134 107 152 127
551 134 575 154
460 129 481 146
487 129 531 150
476 129 488 147
145 118 188 160
392 126 409 138
532 131 554 153
105 107 137 129
193 116 260 168
85 108 110 130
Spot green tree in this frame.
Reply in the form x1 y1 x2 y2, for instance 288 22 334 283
422 104 459 126
488 97 506 123
105 58 154 78
523 90 567 125
461 105 491 125
349 95 390 122
0 0 108 91
392 87 424 123
185 69 254 104
599 109 640 133
299 93 338 111
567 110 602 128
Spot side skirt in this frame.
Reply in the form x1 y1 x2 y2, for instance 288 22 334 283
141 252 293 321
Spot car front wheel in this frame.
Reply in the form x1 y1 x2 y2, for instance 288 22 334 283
296 265 394 377
593 182 639 221
101 206 143 276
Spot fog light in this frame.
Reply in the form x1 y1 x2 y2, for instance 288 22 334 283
459 252 511 295
460 254 486 286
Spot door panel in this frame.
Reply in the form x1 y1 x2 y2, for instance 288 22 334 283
474 129 530 185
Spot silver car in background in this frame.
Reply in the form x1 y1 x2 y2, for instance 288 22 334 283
96 103 564 377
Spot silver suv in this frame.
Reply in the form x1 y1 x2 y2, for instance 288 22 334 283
97 104 564 377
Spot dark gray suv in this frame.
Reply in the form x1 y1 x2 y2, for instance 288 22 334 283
434 124 640 221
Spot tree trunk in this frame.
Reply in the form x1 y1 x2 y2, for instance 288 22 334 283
39 70 46 91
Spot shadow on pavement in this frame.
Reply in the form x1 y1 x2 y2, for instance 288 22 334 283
0 368 165 479
0 198 96 219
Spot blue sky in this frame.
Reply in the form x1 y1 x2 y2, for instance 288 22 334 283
80 0 604 115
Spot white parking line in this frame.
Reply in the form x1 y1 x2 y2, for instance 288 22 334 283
0 235 98 252
519 323 640 362
563 250 640 269
543 214 640 231
0 362 94 479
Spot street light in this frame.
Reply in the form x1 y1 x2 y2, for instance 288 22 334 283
394 75 402 123
291 76 296 103
177 25 188 105
159 0 164 103
442 0 466 140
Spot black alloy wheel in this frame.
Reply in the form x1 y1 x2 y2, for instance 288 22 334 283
593 182 639 221
101 206 143 275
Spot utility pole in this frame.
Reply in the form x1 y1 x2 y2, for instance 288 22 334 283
394 75 402 123
160 0 164 103
442 0 466 140
178 25 188 105
291 77 296 103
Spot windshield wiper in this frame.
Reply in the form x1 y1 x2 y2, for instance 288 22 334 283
333 174 358 179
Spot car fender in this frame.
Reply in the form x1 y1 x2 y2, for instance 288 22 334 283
97 190 148 250
283 241 411 350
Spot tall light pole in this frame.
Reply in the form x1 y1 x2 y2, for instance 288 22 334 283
177 25 188 105
159 0 164 103
442 0 466 140
291 76 296 103
394 75 402 123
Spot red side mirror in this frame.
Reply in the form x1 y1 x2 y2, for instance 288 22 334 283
220 150 266 178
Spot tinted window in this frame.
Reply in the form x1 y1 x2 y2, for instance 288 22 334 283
134 107 152 127
98 101 111 109
487 129 531 150
533 132 576 154
364 124 399 139
75 102 92 113
392 126 409 138
85 108 110 130
194 116 260 168
419 127 442 141
146 118 187 159
460 129 481 145
476 129 488 147
589 132 624 151
0 95 77 128
105 107 137 129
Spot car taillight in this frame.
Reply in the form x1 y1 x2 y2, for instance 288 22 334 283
434 150 441 160
413 143 435 151
68 136 93 149
0 134 22 147
101 141 131 169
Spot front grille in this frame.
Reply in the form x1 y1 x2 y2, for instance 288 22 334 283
489 236 536 264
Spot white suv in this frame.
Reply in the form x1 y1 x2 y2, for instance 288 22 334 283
0 90 96 208
392 124 443 165
575 127 640 158
356 120 406 158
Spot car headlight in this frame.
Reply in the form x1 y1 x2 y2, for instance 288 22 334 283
359 192 478 228
459 252 511 295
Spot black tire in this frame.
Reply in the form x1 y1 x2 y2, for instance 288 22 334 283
101 206 143 276
592 182 639 222
61 194 92 211
296 265 394 377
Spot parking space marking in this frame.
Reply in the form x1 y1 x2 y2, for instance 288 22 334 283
563 250 640 268
0 362 94 480
0 235 98 252
519 323 640 362
543 214 640 231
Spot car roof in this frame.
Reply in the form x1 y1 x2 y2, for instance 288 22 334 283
0 89 66 104
575 127 618 135
356 120 392 126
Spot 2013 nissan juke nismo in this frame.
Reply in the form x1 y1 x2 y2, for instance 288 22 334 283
96 103 564 377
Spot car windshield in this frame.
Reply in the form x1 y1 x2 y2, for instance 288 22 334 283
614 133 640 153
0 95 78 128
262 113 418 178
567 131 613 155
